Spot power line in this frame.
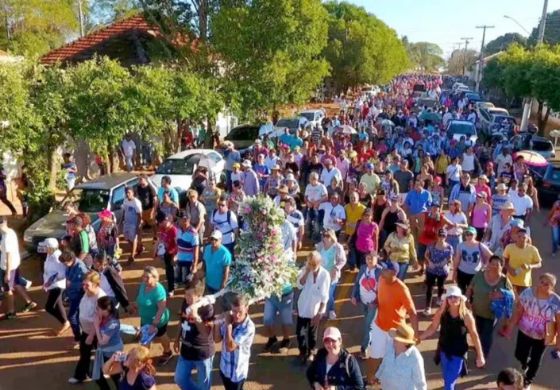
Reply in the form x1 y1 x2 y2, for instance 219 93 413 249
460 37 474 76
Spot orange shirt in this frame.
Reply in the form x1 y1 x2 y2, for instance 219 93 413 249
375 277 415 331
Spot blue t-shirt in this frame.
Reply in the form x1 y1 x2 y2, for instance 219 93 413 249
100 316 122 349
157 187 179 205
176 227 199 263
203 244 232 290
119 367 156 390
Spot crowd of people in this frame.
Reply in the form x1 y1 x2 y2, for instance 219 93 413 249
1 74 560 390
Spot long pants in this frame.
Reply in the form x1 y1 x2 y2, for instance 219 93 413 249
176 262 193 285
45 288 67 325
224 242 235 262
163 253 175 294
97 355 120 390
175 355 214 390
475 315 497 358
220 371 245 390
0 193 16 214
552 226 560 254
68 296 82 341
396 262 409 281
515 330 546 385
425 272 446 307
440 352 464 390
327 282 337 313
446 235 462 253
360 303 377 351
296 316 318 356
74 332 95 381
456 269 475 295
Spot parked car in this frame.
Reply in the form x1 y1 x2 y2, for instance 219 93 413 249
298 109 325 129
361 85 380 97
511 133 556 159
273 117 307 135
23 172 153 253
447 120 478 145
538 164 560 206
465 92 482 103
224 124 260 151
475 101 495 110
150 149 225 195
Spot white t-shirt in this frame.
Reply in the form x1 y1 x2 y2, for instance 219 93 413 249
461 153 475 172
446 164 462 182
211 210 238 245
305 183 328 203
320 167 342 187
496 154 513 176
319 202 346 231
121 139 136 157
444 211 468 236
123 198 142 225
1 228 20 270
510 192 533 216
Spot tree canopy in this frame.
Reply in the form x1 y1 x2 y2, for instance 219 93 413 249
211 0 329 114
446 49 478 76
482 44 560 133
528 9 560 45
484 32 527 55
322 1 409 92
405 40 445 72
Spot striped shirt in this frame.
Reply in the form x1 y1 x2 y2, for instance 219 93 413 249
176 227 199 263
220 316 256 383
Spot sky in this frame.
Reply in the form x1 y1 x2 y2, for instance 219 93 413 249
350 0 560 58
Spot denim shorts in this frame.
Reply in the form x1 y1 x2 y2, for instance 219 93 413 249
263 292 294 326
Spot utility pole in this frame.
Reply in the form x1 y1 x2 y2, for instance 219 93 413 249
521 0 548 131
77 0 85 37
460 37 473 76
475 25 494 92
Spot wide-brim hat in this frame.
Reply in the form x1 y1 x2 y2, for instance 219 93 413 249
444 285 467 302
388 323 416 345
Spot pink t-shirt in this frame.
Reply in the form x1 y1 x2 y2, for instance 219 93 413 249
355 222 378 253
471 204 490 229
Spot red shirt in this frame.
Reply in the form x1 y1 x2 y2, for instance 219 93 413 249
419 212 445 246
158 224 178 255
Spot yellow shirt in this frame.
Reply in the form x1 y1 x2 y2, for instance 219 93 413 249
360 173 380 194
435 155 450 175
504 244 542 287
344 203 366 235
384 232 417 264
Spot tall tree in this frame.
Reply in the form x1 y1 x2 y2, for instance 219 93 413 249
447 49 478 76
323 1 409 92
211 0 329 116
528 9 560 45
406 41 445 72
484 32 526 55
0 0 79 57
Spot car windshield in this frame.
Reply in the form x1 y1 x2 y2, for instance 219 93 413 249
449 123 475 136
533 140 553 151
276 119 299 128
156 155 201 175
546 167 560 182
299 113 315 121
67 188 110 213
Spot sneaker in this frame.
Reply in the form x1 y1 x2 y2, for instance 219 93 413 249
436 297 443 306
22 301 38 312
263 337 278 352
328 311 337 320
3 312 16 320
68 377 82 384
424 307 432 316
168 291 174 298
25 280 32 289
157 352 173 366
278 338 291 352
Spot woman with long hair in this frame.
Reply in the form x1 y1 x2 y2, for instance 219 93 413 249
103 346 157 390
452 227 493 294
424 229 454 315
471 193 492 241
92 296 123 390
419 285 485 390
353 209 379 269
525 176 540 213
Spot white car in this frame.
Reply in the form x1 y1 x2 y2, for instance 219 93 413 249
298 109 325 129
447 120 478 146
150 149 225 195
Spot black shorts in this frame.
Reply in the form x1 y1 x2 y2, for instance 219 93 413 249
156 323 168 338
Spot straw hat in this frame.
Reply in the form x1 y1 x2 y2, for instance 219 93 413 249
388 323 416 345
443 285 467 302
501 201 515 210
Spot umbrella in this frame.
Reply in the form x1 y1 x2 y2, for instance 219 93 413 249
513 150 549 167
381 119 395 127
335 125 356 135
419 111 442 123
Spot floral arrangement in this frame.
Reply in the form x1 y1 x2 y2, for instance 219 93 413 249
228 195 299 301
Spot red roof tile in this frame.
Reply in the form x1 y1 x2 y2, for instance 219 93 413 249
40 14 165 65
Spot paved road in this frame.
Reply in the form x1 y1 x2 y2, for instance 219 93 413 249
0 207 557 390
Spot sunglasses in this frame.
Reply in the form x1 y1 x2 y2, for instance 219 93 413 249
323 337 338 344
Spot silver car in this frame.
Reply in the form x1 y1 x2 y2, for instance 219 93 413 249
23 172 153 253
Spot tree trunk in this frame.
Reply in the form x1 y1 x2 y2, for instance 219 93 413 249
48 148 59 191
541 106 551 137
198 0 208 40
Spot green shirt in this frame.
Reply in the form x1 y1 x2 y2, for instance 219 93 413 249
137 282 170 327
470 271 512 319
